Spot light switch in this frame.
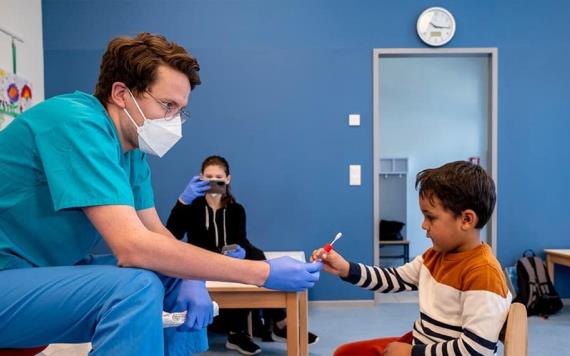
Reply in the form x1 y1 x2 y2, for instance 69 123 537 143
349 164 361 186
349 114 360 126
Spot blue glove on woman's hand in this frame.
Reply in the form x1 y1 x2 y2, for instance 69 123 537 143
174 280 214 331
263 256 322 292
179 176 210 205
224 245 246 259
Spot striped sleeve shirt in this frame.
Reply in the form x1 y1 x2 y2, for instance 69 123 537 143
341 243 512 356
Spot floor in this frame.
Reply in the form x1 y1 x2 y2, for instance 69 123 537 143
38 293 570 355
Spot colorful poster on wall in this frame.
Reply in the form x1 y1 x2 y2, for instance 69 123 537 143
0 68 33 130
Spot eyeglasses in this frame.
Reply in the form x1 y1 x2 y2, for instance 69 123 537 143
145 90 190 124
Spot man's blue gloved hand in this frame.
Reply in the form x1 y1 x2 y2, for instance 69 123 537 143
179 176 210 205
263 256 322 292
224 245 246 259
174 280 214 331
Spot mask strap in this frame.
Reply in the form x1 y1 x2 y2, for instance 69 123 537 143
127 89 149 122
123 108 141 131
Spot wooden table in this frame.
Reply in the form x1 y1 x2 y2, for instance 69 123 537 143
206 251 308 356
544 249 570 285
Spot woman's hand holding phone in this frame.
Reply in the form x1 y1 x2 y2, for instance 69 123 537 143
179 176 210 204
222 244 245 259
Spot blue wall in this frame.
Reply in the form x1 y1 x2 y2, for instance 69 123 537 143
42 0 570 300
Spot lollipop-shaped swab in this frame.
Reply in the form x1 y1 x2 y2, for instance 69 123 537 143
324 232 343 252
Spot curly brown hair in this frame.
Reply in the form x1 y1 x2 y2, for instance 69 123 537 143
94 32 201 104
415 161 496 229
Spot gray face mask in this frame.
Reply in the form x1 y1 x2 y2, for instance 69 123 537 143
123 89 182 157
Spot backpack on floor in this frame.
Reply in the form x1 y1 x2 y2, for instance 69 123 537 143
513 249 563 317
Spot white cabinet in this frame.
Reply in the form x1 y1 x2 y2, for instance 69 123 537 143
380 157 408 177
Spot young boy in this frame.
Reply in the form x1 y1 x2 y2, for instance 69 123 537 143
312 161 512 356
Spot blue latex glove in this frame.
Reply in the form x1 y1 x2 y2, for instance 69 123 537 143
224 245 246 259
179 176 210 205
174 280 214 331
263 256 322 292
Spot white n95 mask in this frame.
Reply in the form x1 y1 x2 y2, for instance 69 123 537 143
124 90 182 157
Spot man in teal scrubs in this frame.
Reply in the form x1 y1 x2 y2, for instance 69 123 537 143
0 32 321 355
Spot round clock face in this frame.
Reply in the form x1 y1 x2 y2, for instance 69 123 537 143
416 7 456 47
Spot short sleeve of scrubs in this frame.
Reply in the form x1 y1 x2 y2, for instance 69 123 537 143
35 108 135 211
129 151 155 211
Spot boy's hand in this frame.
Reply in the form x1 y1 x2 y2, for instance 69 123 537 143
383 341 412 356
311 248 350 278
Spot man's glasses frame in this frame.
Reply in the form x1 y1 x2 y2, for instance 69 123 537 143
145 90 190 124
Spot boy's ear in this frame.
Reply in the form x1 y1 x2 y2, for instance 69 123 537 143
460 209 478 229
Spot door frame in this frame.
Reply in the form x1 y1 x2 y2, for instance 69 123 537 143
372 48 498 302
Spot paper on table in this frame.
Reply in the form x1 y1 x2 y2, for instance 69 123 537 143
264 251 306 262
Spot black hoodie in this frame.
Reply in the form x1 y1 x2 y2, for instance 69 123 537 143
166 197 265 260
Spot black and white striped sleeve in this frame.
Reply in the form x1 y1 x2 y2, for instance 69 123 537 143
340 256 422 292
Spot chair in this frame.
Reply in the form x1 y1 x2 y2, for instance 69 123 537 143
499 302 528 356
0 346 48 356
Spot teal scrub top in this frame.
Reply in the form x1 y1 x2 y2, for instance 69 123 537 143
0 91 154 270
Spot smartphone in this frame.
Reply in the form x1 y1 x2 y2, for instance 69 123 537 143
221 244 239 254
205 179 227 195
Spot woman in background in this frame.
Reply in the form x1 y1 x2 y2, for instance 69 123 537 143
167 155 318 355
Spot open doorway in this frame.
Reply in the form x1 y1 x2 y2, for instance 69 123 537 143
372 49 498 301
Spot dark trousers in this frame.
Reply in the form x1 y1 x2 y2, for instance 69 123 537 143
217 308 287 334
